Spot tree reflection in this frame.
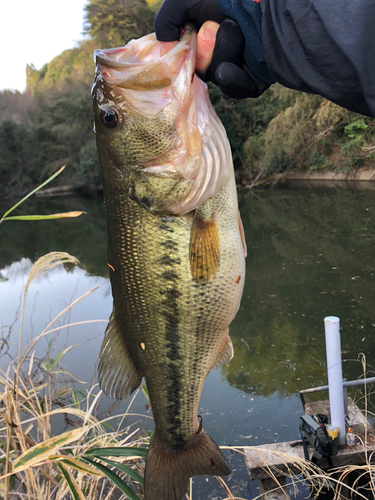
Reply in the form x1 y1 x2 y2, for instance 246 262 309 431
0 196 108 277
223 188 375 397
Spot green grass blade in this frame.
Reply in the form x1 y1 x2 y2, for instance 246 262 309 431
102 422 114 431
83 447 148 459
57 462 86 500
50 344 79 370
96 457 144 486
42 360 52 371
72 390 80 409
12 426 90 472
1 166 65 222
142 383 149 400
3 211 85 221
61 457 105 476
83 458 141 500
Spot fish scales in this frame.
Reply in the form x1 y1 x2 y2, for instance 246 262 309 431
93 25 246 500
105 179 242 445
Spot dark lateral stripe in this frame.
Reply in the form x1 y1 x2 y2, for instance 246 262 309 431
159 255 181 266
160 223 184 445
159 216 176 233
160 239 178 250
161 270 179 281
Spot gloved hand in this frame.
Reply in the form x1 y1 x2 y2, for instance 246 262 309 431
154 0 269 99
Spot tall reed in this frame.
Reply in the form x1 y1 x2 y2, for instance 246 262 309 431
0 252 148 500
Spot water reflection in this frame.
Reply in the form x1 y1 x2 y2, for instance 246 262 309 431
1 189 375 398
226 188 375 397
0 195 108 276
0 256 111 375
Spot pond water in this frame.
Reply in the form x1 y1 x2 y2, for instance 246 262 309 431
1 186 375 499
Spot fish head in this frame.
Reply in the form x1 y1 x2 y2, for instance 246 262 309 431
92 26 231 214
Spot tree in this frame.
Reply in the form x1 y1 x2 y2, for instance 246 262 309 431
83 0 154 47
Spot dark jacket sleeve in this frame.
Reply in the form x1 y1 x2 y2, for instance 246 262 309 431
261 0 375 117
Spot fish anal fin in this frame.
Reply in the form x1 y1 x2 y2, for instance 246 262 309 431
145 431 230 500
212 330 234 370
189 212 220 284
237 209 247 257
98 310 142 400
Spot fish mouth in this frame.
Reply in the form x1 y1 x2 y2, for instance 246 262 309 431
93 25 196 91
93 25 232 216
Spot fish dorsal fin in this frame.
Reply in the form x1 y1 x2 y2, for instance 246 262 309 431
211 330 234 370
98 310 142 400
189 211 220 283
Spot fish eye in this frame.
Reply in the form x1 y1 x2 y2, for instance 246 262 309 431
100 108 119 128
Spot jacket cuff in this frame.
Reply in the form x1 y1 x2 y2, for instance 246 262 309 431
216 0 275 85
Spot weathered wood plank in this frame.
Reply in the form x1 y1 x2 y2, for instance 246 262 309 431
245 439 375 481
245 440 310 481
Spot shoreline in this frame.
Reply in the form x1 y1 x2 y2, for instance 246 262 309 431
279 168 375 182
1 185 102 203
4 168 375 202
277 168 375 191
239 167 375 190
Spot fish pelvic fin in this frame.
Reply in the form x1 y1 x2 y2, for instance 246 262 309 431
189 211 220 284
211 329 234 370
98 310 142 399
144 431 230 500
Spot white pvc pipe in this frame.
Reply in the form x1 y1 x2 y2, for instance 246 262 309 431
324 316 347 449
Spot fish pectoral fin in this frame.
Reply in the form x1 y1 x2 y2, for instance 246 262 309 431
211 330 234 370
189 211 220 283
98 310 142 400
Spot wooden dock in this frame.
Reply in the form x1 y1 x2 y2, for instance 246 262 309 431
244 398 375 499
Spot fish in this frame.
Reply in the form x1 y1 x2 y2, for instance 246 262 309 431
92 25 246 500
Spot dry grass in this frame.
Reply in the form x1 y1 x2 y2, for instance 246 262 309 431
1 252 375 500
218 443 375 500
0 252 148 500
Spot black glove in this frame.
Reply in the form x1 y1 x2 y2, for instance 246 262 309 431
154 0 269 99
204 18 269 99
154 0 226 41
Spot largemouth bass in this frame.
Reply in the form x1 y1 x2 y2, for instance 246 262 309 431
92 25 246 500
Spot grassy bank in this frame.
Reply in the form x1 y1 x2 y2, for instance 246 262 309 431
208 84 375 183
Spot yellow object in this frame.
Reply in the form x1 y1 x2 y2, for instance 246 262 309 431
327 426 339 439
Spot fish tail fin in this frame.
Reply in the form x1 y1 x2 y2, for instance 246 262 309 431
144 431 230 500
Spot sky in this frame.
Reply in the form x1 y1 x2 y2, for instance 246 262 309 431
1 0 88 92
